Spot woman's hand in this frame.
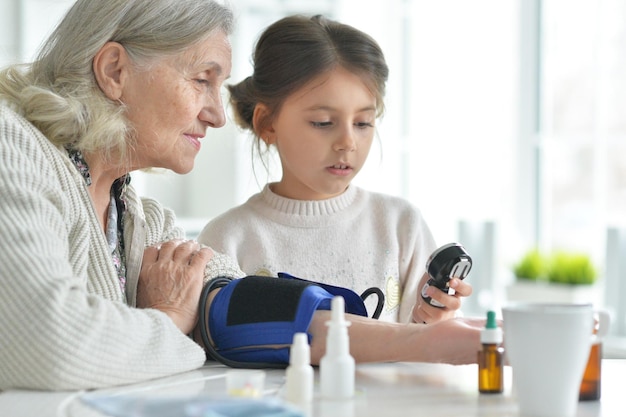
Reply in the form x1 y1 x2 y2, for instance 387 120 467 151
412 272 473 324
138 239 214 334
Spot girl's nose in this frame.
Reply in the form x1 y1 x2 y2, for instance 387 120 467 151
333 127 356 152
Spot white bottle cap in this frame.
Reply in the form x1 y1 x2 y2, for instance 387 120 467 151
329 296 351 326
481 310 503 344
290 333 310 367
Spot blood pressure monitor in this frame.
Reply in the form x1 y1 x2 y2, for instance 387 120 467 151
421 243 472 308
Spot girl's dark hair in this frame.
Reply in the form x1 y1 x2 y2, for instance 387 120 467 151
228 14 389 137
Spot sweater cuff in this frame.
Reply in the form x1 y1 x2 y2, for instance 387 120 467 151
203 249 245 285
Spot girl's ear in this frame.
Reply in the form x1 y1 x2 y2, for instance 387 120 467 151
253 103 275 145
93 42 130 101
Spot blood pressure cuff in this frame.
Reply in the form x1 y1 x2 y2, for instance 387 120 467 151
201 273 368 367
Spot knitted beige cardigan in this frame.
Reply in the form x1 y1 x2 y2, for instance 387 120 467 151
0 105 243 390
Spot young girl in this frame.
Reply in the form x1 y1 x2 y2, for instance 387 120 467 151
198 15 472 324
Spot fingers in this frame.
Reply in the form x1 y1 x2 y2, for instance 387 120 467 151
153 239 212 266
156 239 193 261
143 245 159 263
189 246 213 267
423 285 462 311
426 279 473 309
449 278 473 297
415 278 474 324
412 302 434 324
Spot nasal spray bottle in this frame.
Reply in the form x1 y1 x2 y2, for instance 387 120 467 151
285 332 314 404
478 310 504 394
320 296 355 400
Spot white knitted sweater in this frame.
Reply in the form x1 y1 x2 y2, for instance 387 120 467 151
0 105 243 390
198 184 437 323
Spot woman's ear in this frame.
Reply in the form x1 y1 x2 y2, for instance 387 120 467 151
253 103 275 145
92 42 129 101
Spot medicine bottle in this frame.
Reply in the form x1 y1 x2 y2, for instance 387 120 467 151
320 296 355 400
579 323 602 401
478 310 504 394
285 332 314 404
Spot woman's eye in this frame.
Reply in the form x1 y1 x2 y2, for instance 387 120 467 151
195 79 210 86
311 121 332 128
356 122 375 129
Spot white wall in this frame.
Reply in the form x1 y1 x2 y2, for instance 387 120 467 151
0 0 19 68
0 0 522 285
0 0 246 229
0 0 75 64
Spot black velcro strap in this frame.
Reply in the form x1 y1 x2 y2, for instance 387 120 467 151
226 276 312 325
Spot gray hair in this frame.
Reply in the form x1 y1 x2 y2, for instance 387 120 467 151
0 0 233 159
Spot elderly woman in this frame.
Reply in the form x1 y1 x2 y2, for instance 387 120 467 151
0 0 484 391
0 0 242 390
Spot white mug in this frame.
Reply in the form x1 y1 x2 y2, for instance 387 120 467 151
502 303 610 417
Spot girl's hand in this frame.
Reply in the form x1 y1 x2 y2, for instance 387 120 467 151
412 273 473 324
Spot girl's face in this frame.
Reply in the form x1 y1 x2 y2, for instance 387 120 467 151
121 31 232 174
268 67 377 201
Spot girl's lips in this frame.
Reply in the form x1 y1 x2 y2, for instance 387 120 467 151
327 164 353 176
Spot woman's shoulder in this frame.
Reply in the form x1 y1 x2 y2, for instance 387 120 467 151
0 102 22 118
0 103 67 172
1 103 33 135
137 193 185 242
0 103 37 133
1 103 59 151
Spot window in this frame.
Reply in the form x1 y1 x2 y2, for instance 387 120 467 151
540 0 626 262
6 0 626 318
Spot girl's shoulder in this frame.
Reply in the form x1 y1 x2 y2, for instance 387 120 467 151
355 186 423 215
197 190 265 241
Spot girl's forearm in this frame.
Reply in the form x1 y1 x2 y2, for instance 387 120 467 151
308 311 483 365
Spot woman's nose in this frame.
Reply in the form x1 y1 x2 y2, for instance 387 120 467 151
199 90 226 128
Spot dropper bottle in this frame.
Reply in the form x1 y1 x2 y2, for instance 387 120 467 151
478 310 504 394
285 332 314 404
320 296 355 400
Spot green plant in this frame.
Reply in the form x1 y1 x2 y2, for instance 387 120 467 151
513 249 546 281
547 251 597 285
513 249 598 285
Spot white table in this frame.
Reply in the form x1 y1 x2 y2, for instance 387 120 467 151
1 360 622 417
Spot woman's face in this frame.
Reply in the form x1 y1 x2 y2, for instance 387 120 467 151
121 31 232 174
268 67 377 200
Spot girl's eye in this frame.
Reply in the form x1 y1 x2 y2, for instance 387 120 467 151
311 121 332 128
356 122 375 129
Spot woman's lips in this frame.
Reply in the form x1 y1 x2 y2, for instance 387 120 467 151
184 134 202 150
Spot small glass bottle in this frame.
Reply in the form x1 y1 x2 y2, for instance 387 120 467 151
579 323 602 401
478 310 504 394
